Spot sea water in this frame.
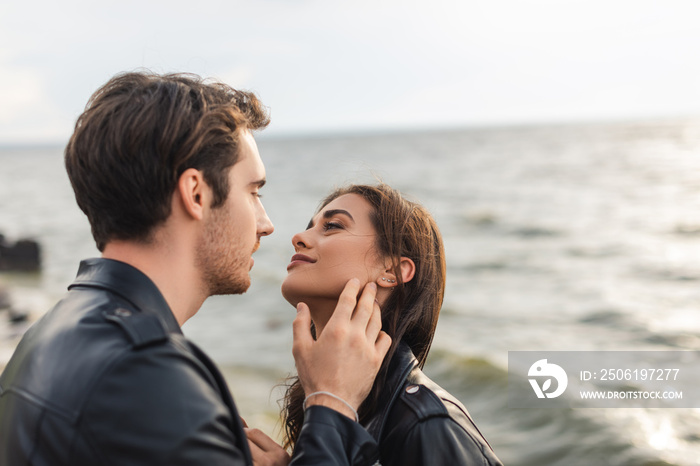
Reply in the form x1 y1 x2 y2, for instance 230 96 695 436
2 119 700 465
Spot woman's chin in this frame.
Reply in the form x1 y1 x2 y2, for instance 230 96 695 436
280 282 299 308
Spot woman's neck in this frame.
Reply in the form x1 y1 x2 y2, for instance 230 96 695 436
304 298 336 336
304 288 391 337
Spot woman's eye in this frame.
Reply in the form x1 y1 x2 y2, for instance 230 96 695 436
323 221 343 231
253 192 262 198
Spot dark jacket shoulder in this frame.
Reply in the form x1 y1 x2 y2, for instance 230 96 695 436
1 258 379 466
0 258 251 466
367 343 502 466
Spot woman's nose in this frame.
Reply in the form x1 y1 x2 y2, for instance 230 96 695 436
291 230 309 250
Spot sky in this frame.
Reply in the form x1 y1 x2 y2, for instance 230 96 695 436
2 0 700 144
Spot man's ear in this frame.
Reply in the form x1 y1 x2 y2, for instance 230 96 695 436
377 257 416 288
177 168 208 221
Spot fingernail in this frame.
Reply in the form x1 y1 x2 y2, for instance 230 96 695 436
351 278 360 285
368 282 377 290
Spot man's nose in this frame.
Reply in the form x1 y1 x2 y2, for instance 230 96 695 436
258 208 274 237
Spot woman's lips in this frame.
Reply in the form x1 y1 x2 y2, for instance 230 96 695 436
287 254 316 271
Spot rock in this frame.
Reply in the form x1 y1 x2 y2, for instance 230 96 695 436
0 284 10 309
0 234 41 272
7 308 29 324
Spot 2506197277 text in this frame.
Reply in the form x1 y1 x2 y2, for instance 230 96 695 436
580 368 679 381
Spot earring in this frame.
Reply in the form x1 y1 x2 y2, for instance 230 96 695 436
387 278 396 283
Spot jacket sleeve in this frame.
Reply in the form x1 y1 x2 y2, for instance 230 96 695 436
78 344 250 466
385 416 503 466
290 406 379 466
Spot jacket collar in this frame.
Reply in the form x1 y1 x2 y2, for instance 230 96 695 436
365 341 419 441
68 258 182 335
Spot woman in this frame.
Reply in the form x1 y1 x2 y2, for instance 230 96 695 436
280 184 502 465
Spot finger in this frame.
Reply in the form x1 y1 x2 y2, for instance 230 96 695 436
375 331 392 358
350 281 377 327
246 427 281 451
327 278 360 323
246 428 291 465
245 429 265 458
247 439 263 457
365 299 383 339
292 302 312 357
240 416 248 428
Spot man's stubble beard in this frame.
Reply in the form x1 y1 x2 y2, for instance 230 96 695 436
196 207 251 296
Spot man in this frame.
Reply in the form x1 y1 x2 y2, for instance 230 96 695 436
0 72 390 465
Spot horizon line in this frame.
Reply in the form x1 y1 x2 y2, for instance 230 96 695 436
3 113 700 148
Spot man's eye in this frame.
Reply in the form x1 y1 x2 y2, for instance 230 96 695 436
253 192 262 198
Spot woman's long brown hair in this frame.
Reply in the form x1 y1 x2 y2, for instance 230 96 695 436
281 184 446 449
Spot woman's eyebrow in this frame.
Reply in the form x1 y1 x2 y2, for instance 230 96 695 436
306 209 355 230
323 209 355 222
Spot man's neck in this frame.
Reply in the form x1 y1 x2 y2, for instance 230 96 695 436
102 239 206 326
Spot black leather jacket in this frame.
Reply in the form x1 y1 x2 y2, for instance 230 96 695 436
365 342 503 465
0 258 377 465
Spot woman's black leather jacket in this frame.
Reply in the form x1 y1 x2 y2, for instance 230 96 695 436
364 342 503 465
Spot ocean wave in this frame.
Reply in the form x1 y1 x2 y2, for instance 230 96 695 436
566 244 627 258
578 309 633 326
510 226 564 238
673 224 700 236
424 349 688 466
631 264 700 282
643 332 700 350
459 210 500 227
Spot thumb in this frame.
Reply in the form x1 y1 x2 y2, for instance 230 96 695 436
375 331 392 358
292 302 312 356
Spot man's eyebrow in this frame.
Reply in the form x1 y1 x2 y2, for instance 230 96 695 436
306 209 354 229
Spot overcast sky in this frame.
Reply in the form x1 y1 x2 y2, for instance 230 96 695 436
2 0 700 144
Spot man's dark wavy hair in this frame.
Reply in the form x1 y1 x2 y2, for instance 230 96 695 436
65 71 270 251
